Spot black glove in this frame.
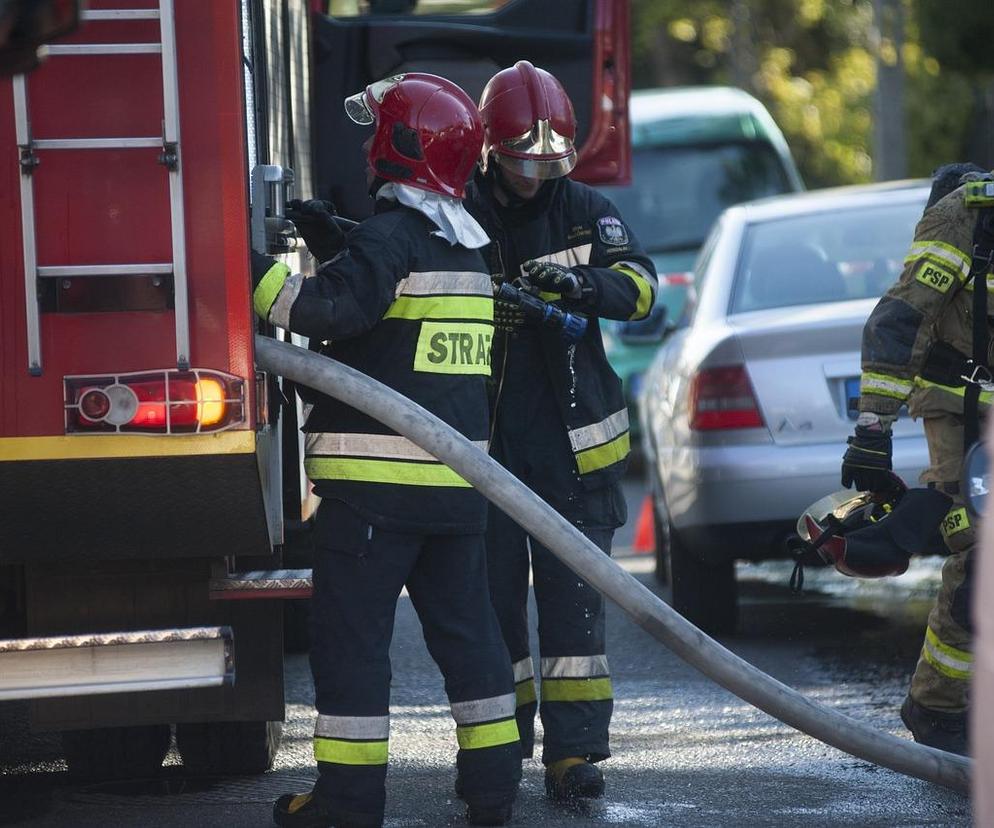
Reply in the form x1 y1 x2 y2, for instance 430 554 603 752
841 425 893 491
285 198 345 263
494 296 525 332
521 259 583 299
251 250 278 290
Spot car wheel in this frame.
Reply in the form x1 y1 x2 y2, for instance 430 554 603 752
667 531 738 636
62 724 171 781
176 720 283 776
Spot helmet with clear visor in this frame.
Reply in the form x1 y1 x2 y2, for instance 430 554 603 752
343 73 483 199
478 60 577 180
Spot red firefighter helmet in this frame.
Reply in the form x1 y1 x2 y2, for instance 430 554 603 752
344 73 483 198
478 60 577 180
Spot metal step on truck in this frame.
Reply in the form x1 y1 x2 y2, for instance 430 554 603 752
0 0 629 781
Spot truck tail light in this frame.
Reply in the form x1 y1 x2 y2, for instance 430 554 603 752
689 365 764 431
64 370 246 435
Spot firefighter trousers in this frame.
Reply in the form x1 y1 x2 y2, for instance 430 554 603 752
485 502 615 765
911 414 976 712
309 498 522 826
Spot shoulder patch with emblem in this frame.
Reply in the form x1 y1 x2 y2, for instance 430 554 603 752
914 259 956 294
597 216 630 246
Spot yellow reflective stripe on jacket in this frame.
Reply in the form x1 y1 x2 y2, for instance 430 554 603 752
455 718 520 750
540 677 614 702
860 371 913 401
575 432 630 474
313 737 389 765
569 409 630 453
304 457 471 487
913 377 994 405
962 273 994 292
384 295 494 322
905 241 971 281
940 507 970 538
922 626 972 681
611 262 654 320
253 261 291 319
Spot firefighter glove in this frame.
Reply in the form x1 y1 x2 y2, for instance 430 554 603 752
286 198 345 263
841 425 893 492
521 259 583 299
494 297 525 332
251 250 278 290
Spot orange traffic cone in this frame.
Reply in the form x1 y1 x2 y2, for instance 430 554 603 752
633 494 655 555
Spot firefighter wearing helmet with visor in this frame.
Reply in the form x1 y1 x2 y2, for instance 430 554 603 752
251 73 521 828
463 61 657 802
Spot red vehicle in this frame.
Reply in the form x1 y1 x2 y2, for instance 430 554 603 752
0 0 629 780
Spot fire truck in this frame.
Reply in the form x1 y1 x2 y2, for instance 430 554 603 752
0 0 629 780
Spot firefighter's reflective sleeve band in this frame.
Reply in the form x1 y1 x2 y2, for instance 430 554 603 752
904 241 971 282
569 409 631 474
385 271 494 322
313 714 389 766
914 377 994 405
305 433 487 487
451 693 519 750
921 626 972 681
540 655 613 702
962 272 994 293
252 261 293 320
269 271 305 329
940 506 971 539
512 656 537 707
611 261 657 321
860 371 914 401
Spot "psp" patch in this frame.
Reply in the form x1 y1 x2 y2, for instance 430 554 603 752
915 261 955 293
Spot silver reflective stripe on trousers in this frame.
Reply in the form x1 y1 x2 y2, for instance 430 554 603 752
306 432 489 461
450 693 517 725
567 409 629 454
541 654 610 678
315 714 391 740
512 657 534 683
394 270 493 298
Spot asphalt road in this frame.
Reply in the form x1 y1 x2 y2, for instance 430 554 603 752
0 478 972 827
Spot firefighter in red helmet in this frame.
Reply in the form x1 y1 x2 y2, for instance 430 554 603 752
252 73 521 827
464 61 657 802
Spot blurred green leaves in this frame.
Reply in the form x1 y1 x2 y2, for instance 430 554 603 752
631 0 988 188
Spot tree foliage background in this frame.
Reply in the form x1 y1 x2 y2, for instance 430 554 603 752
631 0 993 188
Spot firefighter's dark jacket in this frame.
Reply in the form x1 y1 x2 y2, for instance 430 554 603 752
465 169 658 489
252 202 494 534
859 183 994 421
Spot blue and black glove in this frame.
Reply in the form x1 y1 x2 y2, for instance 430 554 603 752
286 198 345 263
841 425 893 492
521 259 583 299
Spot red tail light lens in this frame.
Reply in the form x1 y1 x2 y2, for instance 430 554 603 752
64 370 246 434
689 365 764 431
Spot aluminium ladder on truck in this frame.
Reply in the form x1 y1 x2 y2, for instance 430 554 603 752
13 0 190 375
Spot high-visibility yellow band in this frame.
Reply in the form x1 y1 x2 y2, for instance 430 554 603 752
575 432 630 475
384 295 493 322
922 626 972 680
313 737 389 765
860 371 913 401
0 431 255 462
253 262 291 319
540 677 613 702
413 322 493 375
612 263 653 320
455 718 519 750
515 679 537 707
941 507 970 538
304 456 471 487
914 377 994 405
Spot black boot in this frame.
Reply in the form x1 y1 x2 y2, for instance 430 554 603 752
544 758 605 801
900 695 969 755
465 801 513 826
273 790 380 828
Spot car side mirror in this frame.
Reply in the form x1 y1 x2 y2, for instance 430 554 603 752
618 304 670 345
964 440 989 517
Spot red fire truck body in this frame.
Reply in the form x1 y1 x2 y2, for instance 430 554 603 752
0 0 629 778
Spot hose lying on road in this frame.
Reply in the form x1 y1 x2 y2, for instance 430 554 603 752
255 336 971 795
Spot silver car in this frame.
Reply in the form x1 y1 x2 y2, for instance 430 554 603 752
638 181 932 634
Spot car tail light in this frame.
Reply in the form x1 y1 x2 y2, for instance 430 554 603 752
64 369 246 434
689 365 764 430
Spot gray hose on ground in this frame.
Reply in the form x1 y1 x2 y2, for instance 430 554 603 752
255 336 971 794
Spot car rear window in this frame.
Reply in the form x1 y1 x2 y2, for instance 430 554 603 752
729 197 927 314
599 142 793 254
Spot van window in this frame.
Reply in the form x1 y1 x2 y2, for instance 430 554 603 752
600 142 792 254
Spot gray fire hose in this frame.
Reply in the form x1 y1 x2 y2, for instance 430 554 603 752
256 336 971 794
